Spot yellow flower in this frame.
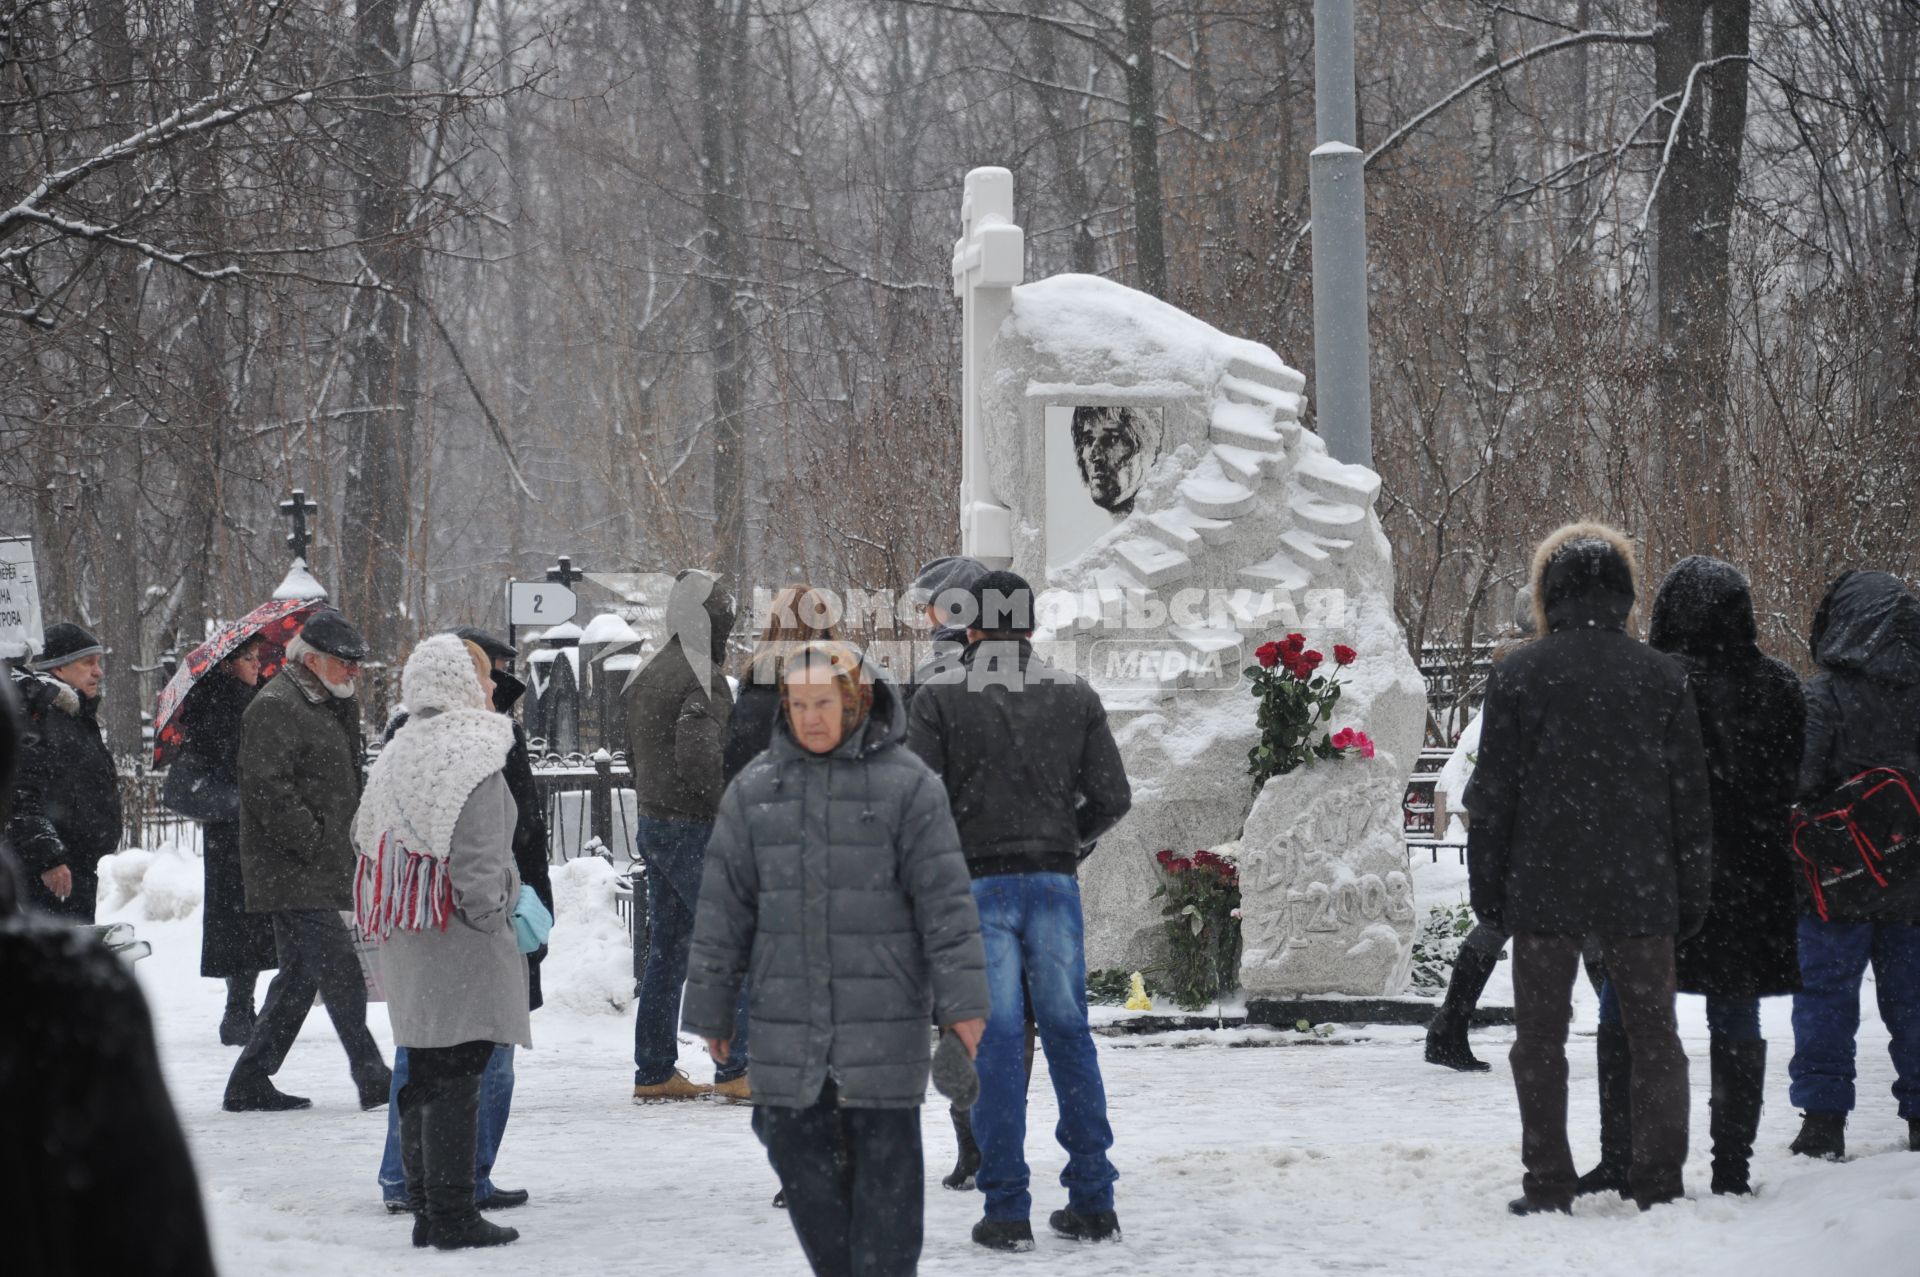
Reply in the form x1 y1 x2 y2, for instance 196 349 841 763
1124 971 1153 1012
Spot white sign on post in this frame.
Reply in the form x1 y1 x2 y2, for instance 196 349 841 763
509 581 577 627
0 536 45 660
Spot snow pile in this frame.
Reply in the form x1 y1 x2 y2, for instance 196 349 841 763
540 856 636 1015
271 556 327 601
97 846 204 921
1006 273 1297 393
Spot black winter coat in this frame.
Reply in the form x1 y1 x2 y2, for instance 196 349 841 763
1796 570 1920 922
898 625 969 709
1649 557 1806 996
1 866 217 1276
173 672 279 977
1467 528 1714 938
622 639 734 824
237 663 365 913
8 670 122 921
722 675 781 789
906 639 1132 878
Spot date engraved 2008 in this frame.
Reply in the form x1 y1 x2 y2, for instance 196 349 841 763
1280 872 1414 948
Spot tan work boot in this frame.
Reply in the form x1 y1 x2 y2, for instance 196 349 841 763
710 1076 751 1105
632 1070 711 1104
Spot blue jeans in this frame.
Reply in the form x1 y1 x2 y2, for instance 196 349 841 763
378 1044 516 1203
1598 982 1761 1041
1789 917 1920 1118
633 814 750 1085
970 873 1117 1222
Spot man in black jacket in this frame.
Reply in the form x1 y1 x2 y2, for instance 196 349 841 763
8 622 123 921
907 569 1133 1252
622 568 749 1102
1467 523 1712 1215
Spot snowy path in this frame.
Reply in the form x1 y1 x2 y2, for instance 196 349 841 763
112 877 1919 1276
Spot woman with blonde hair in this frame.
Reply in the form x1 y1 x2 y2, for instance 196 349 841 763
722 585 840 788
354 635 530 1249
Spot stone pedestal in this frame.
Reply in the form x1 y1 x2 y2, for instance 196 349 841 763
1237 752 1419 996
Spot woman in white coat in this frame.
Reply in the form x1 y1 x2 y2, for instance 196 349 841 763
354 635 530 1250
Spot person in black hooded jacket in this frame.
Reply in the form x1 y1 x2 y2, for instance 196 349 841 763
1785 570 1920 1161
1466 522 1712 1215
1574 556 1805 1199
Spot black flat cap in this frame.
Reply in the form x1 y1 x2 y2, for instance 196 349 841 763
300 610 370 661
453 626 517 663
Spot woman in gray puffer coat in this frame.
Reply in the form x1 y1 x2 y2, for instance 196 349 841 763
353 634 529 1251
685 640 990 1277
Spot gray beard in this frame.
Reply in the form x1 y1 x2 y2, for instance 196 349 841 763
319 675 357 699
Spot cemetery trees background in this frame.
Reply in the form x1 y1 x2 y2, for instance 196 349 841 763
3 0 1919 749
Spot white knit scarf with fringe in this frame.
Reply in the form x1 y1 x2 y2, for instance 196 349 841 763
352 704 514 938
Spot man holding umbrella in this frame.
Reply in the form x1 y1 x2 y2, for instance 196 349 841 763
224 610 392 1113
155 598 325 1047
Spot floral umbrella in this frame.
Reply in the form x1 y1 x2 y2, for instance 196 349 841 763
151 597 326 765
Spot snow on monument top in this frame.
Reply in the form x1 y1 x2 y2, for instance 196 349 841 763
271 557 328 601
1005 273 1304 396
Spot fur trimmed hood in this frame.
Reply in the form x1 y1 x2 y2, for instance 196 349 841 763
10 667 81 718
1528 521 1640 635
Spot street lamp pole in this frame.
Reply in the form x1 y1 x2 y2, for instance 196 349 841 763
1310 0 1374 470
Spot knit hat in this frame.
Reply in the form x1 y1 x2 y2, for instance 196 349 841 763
911 556 990 625
31 622 108 671
782 640 875 739
299 610 370 661
971 569 1036 636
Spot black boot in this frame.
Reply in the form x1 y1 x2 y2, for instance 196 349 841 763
1049 1208 1121 1242
222 1069 311 1112
1789 1111 1846 1160
1575 1023 1632 1198
399 1084 430 1248
423 1075 519 1249
357 1061 394 1111
944 1105 981 1191
1709 1037 1767 1195
971 1218 1035 1253
219 974 258 1047
1425 939 1499 1072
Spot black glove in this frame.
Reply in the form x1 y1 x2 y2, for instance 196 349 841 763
1473 904 1504 934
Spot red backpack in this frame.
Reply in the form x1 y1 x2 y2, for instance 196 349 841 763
1791 767 1920 921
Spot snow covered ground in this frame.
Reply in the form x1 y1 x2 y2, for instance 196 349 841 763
106 847 1920 1276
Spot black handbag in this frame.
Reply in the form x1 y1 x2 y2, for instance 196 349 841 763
161 750 240 824
1791 766 1920 921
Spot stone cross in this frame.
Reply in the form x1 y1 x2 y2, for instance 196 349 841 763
951 167 1024 565
280 488 319 561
